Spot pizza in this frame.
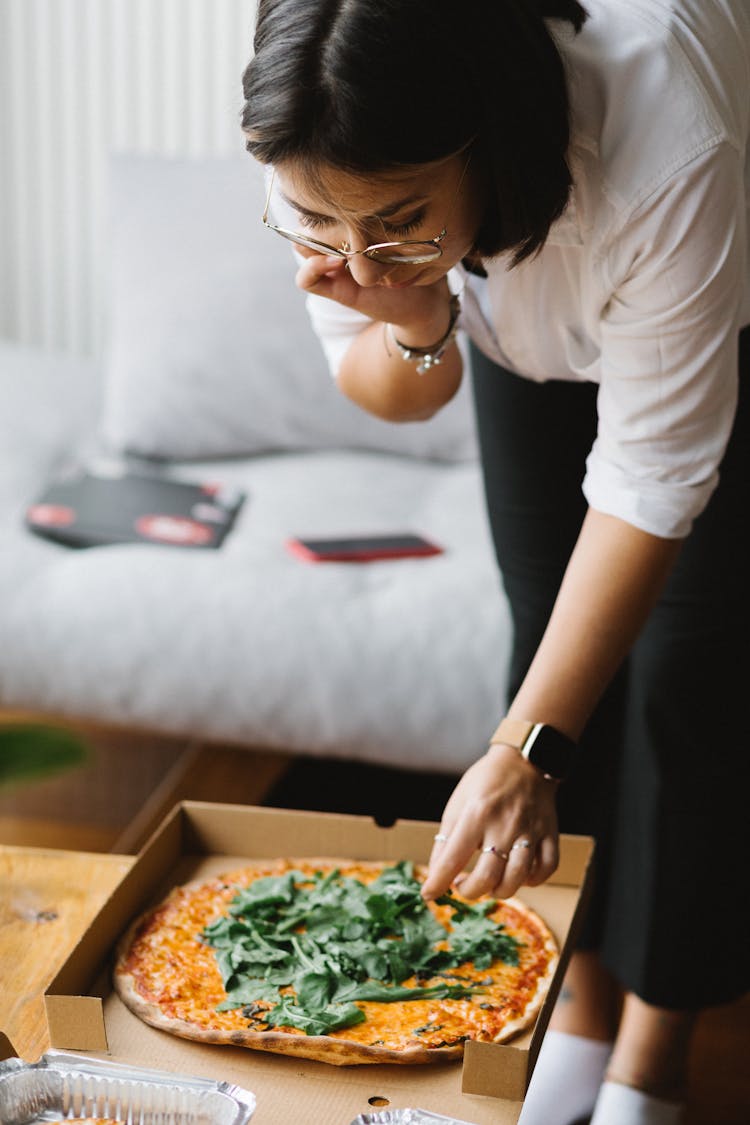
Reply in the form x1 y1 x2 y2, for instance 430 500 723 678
114 858 557 1065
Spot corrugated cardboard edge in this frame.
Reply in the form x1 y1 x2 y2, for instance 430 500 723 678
45 996 109 1053
462 834 595 1100
44 801 594 1104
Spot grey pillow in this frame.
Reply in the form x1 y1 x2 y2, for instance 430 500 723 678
99 154 478 462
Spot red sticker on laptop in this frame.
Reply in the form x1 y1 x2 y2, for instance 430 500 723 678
27 504 76 527
136 515 215 546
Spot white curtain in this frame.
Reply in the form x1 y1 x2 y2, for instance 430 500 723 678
0 0 256 355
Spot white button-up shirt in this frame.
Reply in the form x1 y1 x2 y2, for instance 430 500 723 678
306 0 750 539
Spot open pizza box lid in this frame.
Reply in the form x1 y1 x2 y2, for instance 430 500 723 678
43 801 594 1125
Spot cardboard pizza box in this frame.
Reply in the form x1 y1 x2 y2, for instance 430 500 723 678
43 801 594 1125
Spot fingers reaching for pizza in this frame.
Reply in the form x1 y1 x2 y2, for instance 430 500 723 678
523 834 561 888
472 832 560 900
421 743 560 903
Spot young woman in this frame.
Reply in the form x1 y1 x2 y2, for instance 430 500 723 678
241 3 750 1122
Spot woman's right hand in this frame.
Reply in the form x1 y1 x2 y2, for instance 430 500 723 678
420 743 561 903
293 250 455 341
293 248 463 423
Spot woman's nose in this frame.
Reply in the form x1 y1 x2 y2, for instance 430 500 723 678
345 252 390 287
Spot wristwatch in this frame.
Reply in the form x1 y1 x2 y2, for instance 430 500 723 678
490 718 576 782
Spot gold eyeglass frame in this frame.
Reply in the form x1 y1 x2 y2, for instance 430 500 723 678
261 153 472 266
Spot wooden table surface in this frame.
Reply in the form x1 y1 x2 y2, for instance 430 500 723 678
0 844 133 1061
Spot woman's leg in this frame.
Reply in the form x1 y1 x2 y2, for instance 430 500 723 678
551 951 620 1042
587 996 695 1123
590 329 750 1121
607 995 696 1100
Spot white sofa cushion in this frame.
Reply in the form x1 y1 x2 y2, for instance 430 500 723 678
0 341 511 773
99 155 479 464
0 151 508 773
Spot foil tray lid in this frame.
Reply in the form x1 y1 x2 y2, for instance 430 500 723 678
0 1050 256 1125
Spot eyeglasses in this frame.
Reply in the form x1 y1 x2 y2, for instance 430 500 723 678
261 153 471 266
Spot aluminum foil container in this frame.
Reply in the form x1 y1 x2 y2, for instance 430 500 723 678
349 1110 477 1125
0 1051 256 1125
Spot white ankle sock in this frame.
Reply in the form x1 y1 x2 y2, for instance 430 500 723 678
518 1029 613 1125
590 1081 685 1124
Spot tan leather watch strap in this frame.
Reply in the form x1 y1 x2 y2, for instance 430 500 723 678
490 717 536 749
489 717 576 781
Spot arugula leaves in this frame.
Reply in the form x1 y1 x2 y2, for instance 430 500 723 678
435 893 522 970
202 860 521 1036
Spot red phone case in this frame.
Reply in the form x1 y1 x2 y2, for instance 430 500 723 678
286 534 443 563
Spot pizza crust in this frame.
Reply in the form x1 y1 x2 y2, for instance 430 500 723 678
114 962 464 1064
113 858 558 1066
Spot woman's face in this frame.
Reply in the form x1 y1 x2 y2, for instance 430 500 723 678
271 152 485 290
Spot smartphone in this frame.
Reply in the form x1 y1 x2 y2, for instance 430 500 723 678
286 533 444 563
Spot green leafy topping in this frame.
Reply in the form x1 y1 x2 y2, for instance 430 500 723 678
264 996 366 1037
201 860 521 1036
435 893 521 970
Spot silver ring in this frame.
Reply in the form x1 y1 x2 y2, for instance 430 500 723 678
511 839 533 850
433 833 448 843
481 844 509 860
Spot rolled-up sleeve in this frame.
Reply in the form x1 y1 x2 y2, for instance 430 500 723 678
583 143 745 538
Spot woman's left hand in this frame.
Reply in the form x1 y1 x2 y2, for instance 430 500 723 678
420 744 560 902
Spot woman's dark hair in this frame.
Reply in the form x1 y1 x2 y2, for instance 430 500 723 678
242 0 588 264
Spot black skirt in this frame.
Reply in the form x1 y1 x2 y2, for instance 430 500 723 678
469 328 750 1010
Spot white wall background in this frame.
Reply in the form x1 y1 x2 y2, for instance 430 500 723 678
0 0 257 357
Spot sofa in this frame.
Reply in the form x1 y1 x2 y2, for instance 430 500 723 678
0 154 512 778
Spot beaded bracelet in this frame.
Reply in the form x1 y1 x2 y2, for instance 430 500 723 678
385 293 461 375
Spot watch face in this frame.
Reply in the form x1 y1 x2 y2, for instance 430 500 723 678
523 724 574 780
